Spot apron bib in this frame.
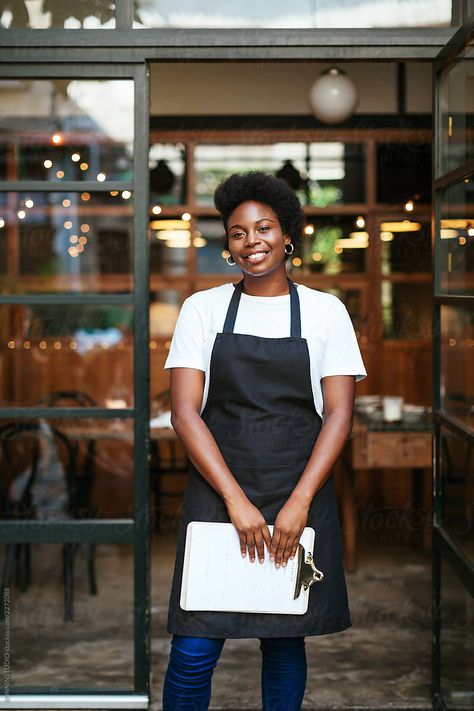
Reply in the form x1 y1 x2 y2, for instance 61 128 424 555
166 278 351 638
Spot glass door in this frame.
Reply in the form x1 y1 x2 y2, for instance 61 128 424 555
432 19 474 711
0 63 150 708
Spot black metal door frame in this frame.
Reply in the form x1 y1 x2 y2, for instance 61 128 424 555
0 61 150 709
431 16 474 711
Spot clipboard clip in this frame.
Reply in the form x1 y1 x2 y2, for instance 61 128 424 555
293 544 324 599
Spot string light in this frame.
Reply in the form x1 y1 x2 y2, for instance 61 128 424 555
62 199 71 207
122 190 131 200
152 205 162 215
25 198 34 208
51 133 63 145
56 170 65 179
39 341 47 350
304 224 315 235
96 172 106 182
81 224 90 233
64 220 73 229
81 192 90 201
71 153 81 162
404 200 414 212
43 159 53 169
181 212 191 221
17 210 26 220
80 162 89 171
355 216 365 228
0 218 4 228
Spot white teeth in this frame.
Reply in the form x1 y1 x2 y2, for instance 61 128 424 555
246 251 267 261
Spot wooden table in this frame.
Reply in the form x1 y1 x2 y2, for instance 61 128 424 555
340 414 433 573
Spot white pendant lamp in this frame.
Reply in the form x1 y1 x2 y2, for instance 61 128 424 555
309 67 358 124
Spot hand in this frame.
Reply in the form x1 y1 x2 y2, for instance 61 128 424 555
225 492 272 564
270 498 309 568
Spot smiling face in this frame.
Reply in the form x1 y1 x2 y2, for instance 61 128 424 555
226 200 291 277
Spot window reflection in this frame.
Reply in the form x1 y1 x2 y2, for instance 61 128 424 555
0 1 116 28
441 305 474 428
0 192 133 293
439 177 474 296
134 0 451 28
0 304 133 408
0 80 134 182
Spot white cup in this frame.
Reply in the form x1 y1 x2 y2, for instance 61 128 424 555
383 396 404 422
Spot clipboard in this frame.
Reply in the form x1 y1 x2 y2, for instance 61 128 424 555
180 521 324 615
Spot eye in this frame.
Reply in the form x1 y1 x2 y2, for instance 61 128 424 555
258 225 270 232
231 231 243 239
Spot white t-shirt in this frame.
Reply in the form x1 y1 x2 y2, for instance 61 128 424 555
164 282 367 419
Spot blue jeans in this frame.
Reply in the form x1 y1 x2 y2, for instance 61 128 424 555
162 634 307 710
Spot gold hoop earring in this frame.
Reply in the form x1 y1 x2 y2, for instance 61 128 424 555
226 254 236 266
284 243 294 255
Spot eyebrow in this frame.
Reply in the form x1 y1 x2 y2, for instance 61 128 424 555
228 218 275 231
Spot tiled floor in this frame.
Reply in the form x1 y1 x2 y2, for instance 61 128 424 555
1 534 433 709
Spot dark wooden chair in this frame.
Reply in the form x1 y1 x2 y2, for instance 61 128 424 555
0 421 79 622
36 390 100 619
150 389 188 531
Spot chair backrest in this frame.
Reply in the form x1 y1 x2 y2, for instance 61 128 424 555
0 422 76 521
36 390 97 408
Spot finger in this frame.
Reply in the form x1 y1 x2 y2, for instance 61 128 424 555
262 525 272 554
254 531 266 564
289 539 300 561
270 529 281 562
275 535 289 568
239 533 247 558
246 535 256 563
282 537 296 566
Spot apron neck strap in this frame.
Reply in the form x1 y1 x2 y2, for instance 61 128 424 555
223 278 301 338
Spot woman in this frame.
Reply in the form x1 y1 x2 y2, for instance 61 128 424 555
162 171 367 710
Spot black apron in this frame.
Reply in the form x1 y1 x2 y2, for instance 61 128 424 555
167 278 351 638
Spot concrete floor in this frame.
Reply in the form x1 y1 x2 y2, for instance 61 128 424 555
1 532 435 709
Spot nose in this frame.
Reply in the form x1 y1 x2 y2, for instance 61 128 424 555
244 230 262 247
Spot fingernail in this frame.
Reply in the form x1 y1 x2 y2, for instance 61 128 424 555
270 556 275 562
242 553 246 558
251 557 255 563
259 558 264 564
275 563 280 568
282 561 287 567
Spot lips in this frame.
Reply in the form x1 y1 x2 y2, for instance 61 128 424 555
242 250 269 264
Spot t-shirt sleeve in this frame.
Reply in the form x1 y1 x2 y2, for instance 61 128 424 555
164 297 206 372
320 300 367 382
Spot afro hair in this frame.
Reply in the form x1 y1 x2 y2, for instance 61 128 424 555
213 171 304 258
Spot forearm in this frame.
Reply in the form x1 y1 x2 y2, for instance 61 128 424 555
289 411 353 508
171 408 246 506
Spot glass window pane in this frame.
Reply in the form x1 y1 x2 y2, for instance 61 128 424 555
295 216 367 275
0 542 133 689
438 177 474 296
438 39 474 177
440 558 474 709
380 219 431 274
377 143 431 204
194 143 364 208
0 304 133 408
0 80 133 181
0 191 133 293
440 426 474 560
0 417 135 521
149 143 187 206
382 281 432 339
134 0 451 28
440 305 474 428
0 2 116 28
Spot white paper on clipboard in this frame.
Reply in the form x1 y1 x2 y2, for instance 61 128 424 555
180 521 317 614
